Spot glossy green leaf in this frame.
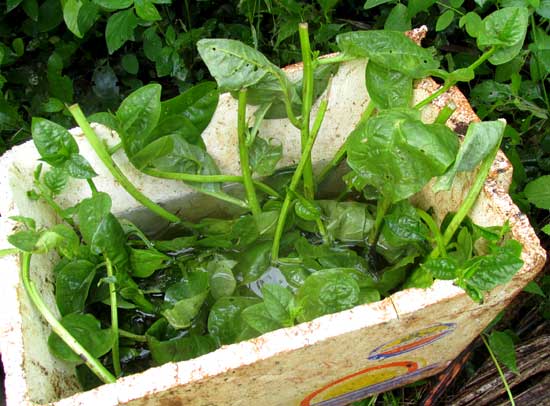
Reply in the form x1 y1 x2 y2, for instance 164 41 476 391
44 167 68 195
134 0 161 21
365 61 412 109
208 296 260 344
242 303 282 334
384 4 411 31
164 271 209 305
62 0 99 38
488 330 518 373
363 0 394 9
7 0 24 12
121 53 139 74
116 84 161 159
436 10 455 32
347 110 459 203
296 269 360 322
524 175 550 209
105 8 138 54
64 153 97 179
207 256 237 299
55 260 96 316
48 313 114 363
318 201 374 242
32 118 78 166
421 257 458 280
434 120 505 192
249 136 282 176
336 30 439 78
129 248 170 278
22 0 38 20
459 12 483 38
163 291 208 329
233 241 272 284
8 230 40 252
262 284 293 325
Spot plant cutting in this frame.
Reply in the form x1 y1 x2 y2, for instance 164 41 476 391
3 9 533 397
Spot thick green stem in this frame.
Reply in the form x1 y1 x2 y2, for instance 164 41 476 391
317 102 375 184
0 248 19 257
317 53 356 65
415 47 496 110
299 23 315 200
435 102 456 125
20 252 116 384
482 335 516 406
142 168 281 199
69 105 180 223
271 99 328 262
105 257 121 377
238 89 261 217
416 208 446 258
370 196 391 247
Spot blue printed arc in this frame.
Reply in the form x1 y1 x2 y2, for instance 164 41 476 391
368 322 456 360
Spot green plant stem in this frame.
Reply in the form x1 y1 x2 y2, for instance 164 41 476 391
482 334 516 406
435 102 456 124
370 196 391 247
20 252 116 384
415 47 496 110
118 329 147 342
299 23 315 200
35 183 74 227
142 168 281 199
200 190 249 209
271 99 328 263
87 179 98 194
0 248 19 257
416 208 446 258
317 102 375 184
317 53 356 65
430 143 501 259
237 89 261 217
108 142 122 155
316 218 328 244
68 104 180 224
105 257 121 377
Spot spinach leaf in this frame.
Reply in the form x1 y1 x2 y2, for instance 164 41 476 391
116 84 161 159
129 248 170 278
48 313 114 364
249 136 282 176
146 319 217 365
434 120 505 192
296 269 360 322
55 259 96 316
206 256 237 299
242 303 283 334
207 296 260 345
262 284 294 326
318 201 374 242
477 7 529 65
347 110 459 203
421 257 458 280
164 271 209 305
365 61 413 109
336 30 440 78
162 291 208 329
233 241 272 284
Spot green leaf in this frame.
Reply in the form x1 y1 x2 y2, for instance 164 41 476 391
48 313 114 363
207 257 237 299
262 284 294 325
434 120 505 192
318 201 374 242
524 175 550 209
121 53 139 74
197 39 293 98
477 7 528 65
163 291 208 329
488 330 518 374
365 61 412 109
208 296 260 344
164 271 208 305
347 110 459 203
12 38 24 57
233 241 272 284
105 8 138 54
459 12 483 38
336 30 439 78
129 248 170 278
146 319 217 365
7 0 24 12
116 84 161 159
421 257 458 280
541 224 550 235
92 0 133 8
363 0 394 9
44 167 68 195
64 154 97 179
55 260 96 316
41 97 65 113
465 239 524 291
384 4 411 31
436 10 455 32
9 216 36 230
63 0 99 38
536 0 550 18
407 0 436 18
242 303 282 334
523 281 545 297
134 0 161 21
249 136 282 176
8 230 40 252
22 0 38 20
296 269 360 323
32 118 79 167
143 26 162 62
403 266 434 289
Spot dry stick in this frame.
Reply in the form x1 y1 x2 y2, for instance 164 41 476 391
20 252 116 384
69 105 181 224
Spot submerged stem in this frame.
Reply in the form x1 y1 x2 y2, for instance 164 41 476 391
105 257 121 377
69 105 180 224
20 252 116 384
299 23 315 200
238 89 261 217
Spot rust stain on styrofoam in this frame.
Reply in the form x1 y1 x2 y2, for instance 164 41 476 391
0 26 545 406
